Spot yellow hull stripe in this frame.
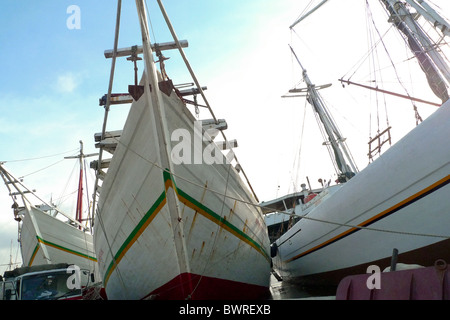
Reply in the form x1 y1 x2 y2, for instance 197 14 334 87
27 236 97 266
103 170 269 287
285 174 450 263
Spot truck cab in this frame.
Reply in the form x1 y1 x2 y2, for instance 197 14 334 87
1 263 91 300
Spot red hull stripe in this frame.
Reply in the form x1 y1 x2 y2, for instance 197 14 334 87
141 272 269 300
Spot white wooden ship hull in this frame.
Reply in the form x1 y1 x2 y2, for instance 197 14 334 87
94 76 271 300
272 99 450 286
19 204 99 280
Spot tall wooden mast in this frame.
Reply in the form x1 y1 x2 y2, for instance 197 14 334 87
288 46 359 182
380 0 450 103
64 141 97 230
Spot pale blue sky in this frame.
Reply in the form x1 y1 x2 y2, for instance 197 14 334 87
0 0 449 273
0 0 306 272
0 0 300 162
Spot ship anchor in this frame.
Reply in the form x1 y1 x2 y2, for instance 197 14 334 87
127 45 145 101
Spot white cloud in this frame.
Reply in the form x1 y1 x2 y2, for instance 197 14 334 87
56 72 81 93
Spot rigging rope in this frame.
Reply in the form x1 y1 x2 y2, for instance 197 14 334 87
18 159 66 179
1 148 78 163
111 135 450 241
289 99 307 195
372 1 425 122
343 0 429 142
91 0 129 296
155 0 259 203
54 158 78 209
145 0 157 43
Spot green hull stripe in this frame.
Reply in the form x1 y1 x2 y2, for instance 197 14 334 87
165 171 269 261
28 236 97 266
103 170 269 287
28 243 40 266
103 191 166 285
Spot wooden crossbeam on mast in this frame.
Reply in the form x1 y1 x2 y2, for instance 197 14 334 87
339 78 442 107
104 40 188 58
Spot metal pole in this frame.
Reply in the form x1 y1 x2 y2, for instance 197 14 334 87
390 248 399 271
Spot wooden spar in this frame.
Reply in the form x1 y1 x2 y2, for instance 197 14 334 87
76 142 84 226
104 40 188 58
338 78 442 107
290 0 330 29
92 0 123 232
135 0 191 275
289 45 359 178
155 0 260 202
404 0 450 37
76 156 83 225
382 0 450 89
0 163 86 230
